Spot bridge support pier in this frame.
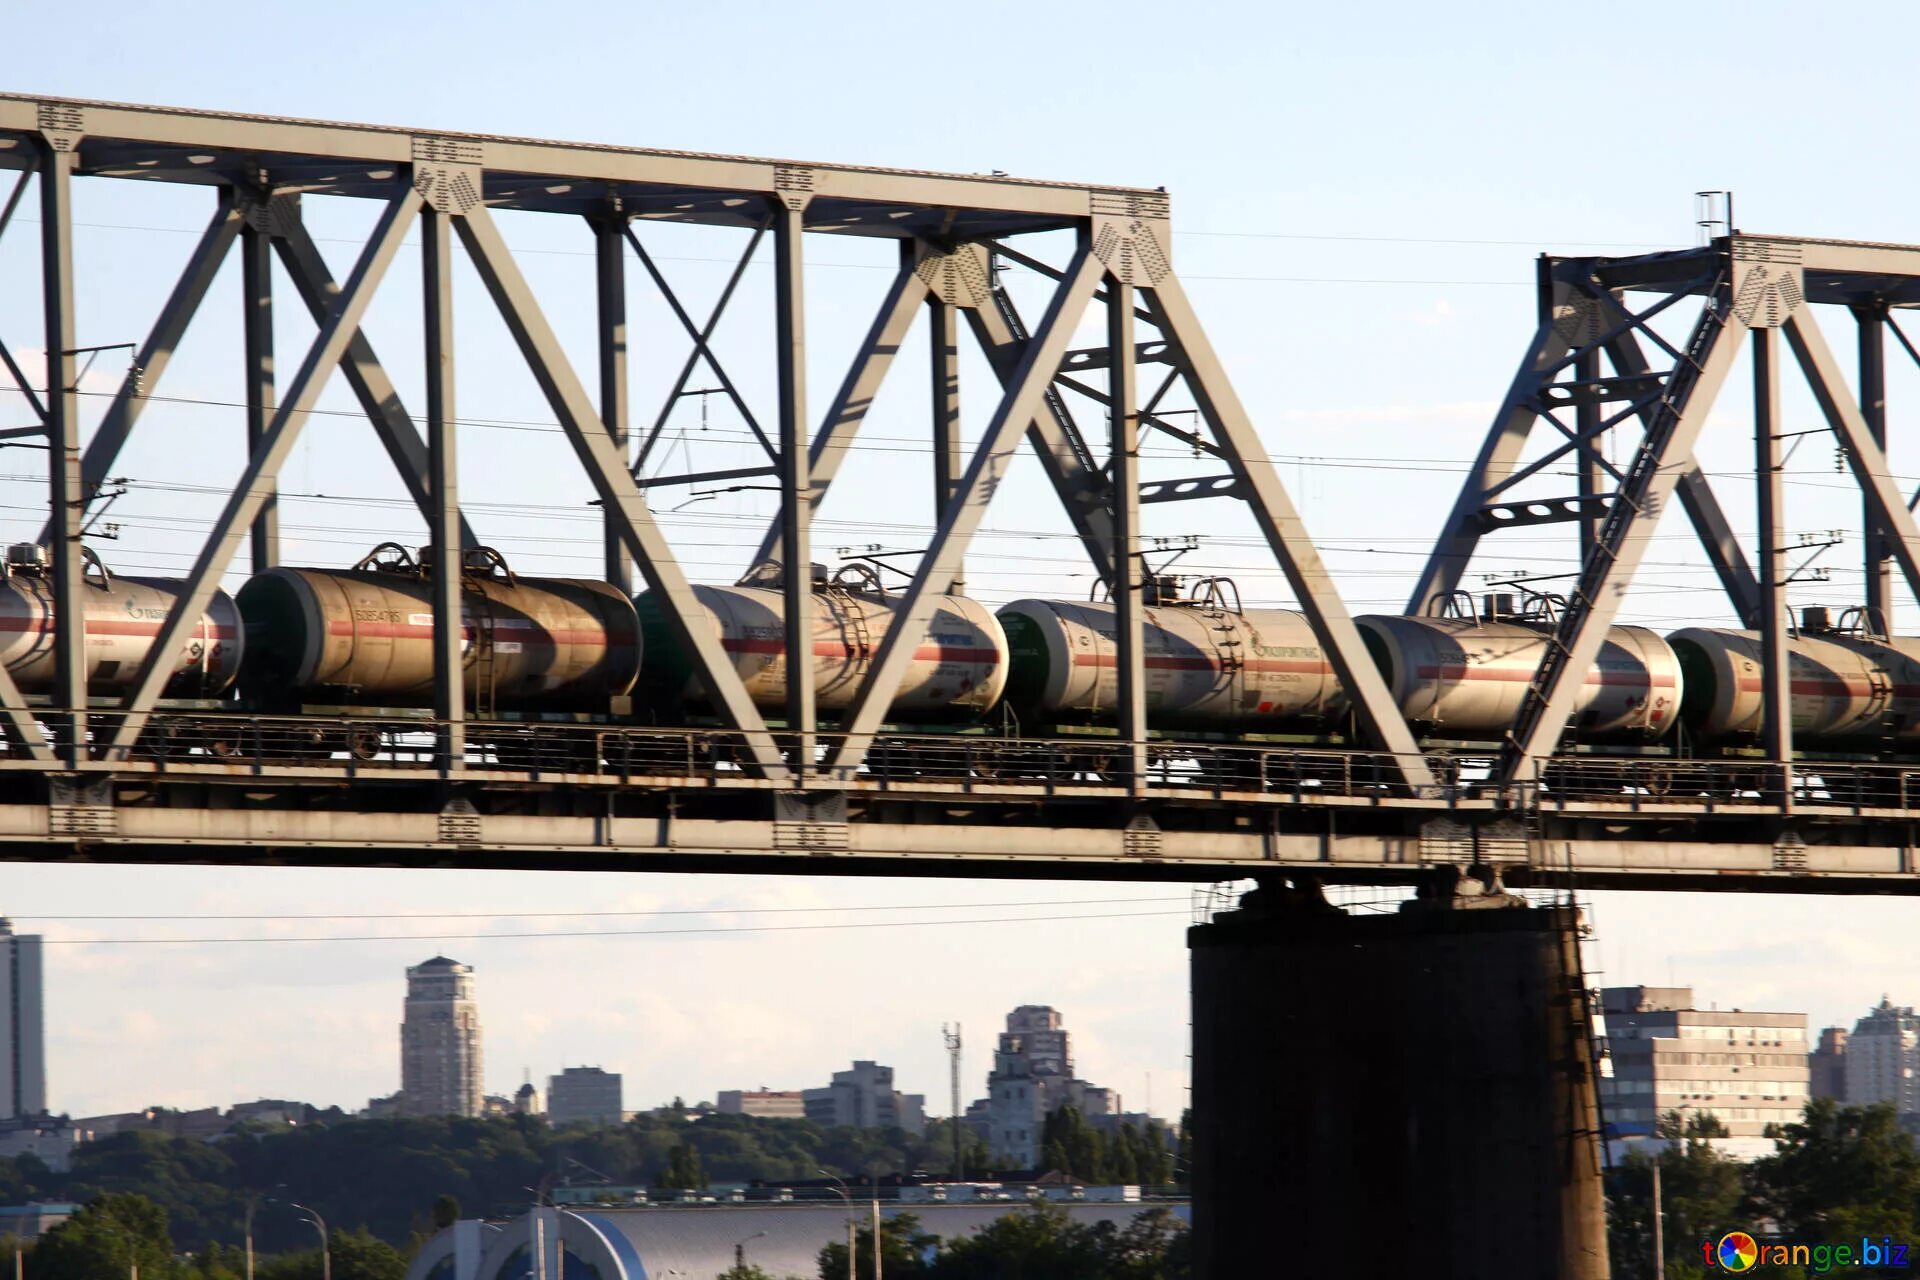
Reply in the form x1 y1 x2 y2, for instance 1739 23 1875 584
1188 884 1609 1279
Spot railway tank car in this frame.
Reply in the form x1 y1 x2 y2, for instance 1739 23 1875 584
1355 599 1682 741
0 542 241 697
1670 608 1920 746
236 543 638 712
635 561 1008 721
995 578 1348 731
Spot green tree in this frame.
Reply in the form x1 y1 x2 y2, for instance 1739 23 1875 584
1605 1140 1743 1280
817 1211 937 1279
1747 1099 1920 1247
656 1143 708 1191
924 1200 1107 1280
256 1227 405 1280
1172 1110 1192 1189
716 1265 775 1280
431 1194 461 1230
29 1192 183 1280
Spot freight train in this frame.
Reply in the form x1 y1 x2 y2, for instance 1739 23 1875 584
6 538 1917 769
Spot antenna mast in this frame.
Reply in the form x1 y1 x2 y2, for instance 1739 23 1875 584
943 1022 963 1179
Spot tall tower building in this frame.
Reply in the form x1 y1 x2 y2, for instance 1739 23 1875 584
1844 997 1920 1114
400 956 483 1118
0 920 44 1119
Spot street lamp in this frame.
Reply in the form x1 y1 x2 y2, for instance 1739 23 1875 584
244 1185 284 1280
285 1202 330 1280
817 1170 854 1280
734 1230 767 1271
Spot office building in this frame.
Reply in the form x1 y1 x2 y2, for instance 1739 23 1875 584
983 1006 1129 1168
1599 986 1808 1162
1809 1027 1848 1102
717 1090 807 1120
549 1067 624 1128
400 957 484 1118
802 1062 926 1134
1843 998 1920 1114
0 919 44 1120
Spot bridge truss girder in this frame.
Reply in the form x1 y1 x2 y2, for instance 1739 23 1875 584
0 94 1434 797
1416 234 1920 793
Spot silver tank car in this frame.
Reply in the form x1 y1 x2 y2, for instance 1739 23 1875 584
635 562 1007 720
1670 609 1920 744
0 544 241 697
996 580 1347 730
236 544 638 709
1354 613 1682 741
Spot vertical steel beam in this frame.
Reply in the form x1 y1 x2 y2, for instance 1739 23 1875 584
1574 347 1602 561
424 209 464 769
107 188 425 756
593 215 633 591
827 245 1104 777
1784 311 1920 606
66 196 244 522
751 255 929 568
1146 274 1435 793
1753 326 1793 807
40 143 85 765
1857 301 1892 628
774 206 815 768
241 219 279 573
453 205 787 777
930 299 964 591
1107 281 1147 793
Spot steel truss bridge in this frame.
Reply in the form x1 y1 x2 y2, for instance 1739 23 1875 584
3 95 1920 891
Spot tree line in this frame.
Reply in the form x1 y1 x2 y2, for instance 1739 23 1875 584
1608 1099 1920 1280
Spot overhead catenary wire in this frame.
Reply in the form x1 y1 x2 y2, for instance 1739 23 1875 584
30 906 1190 946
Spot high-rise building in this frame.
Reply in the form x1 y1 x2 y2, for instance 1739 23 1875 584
983 1006 1125 1169
0 919 45 1120
1810 1027 1848 1102
548 1067 624 1128
400 957 483 1118
1843 998 1920 1113
801 1062 926 1134
1599 986 1809 1162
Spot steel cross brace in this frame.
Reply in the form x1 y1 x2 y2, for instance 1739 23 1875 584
826 245 1105 778
1785 310 1920 606
752 248 931 568
454 204 788 778
1144 275 1437 794
1496 279 1747 787
106 187 427 757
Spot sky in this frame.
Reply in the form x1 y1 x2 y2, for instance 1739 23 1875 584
3 0 1920 1117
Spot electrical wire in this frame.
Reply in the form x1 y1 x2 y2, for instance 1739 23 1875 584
17 894 1184 921
32 907 1190 946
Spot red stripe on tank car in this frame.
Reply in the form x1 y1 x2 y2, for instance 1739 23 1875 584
323 622 634 645
1070 654 1334 674
721 637 1000 663
1732 677 1920 698
0 618 238 639
1416 664 1675 687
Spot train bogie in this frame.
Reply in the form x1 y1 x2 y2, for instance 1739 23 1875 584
995 596 1346 730
236 544 638 710
0 543 241 697
1353 615 1681 741
636 563 1007 720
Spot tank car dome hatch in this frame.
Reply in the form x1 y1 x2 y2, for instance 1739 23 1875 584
635 575 1007 721
236 544 637 711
